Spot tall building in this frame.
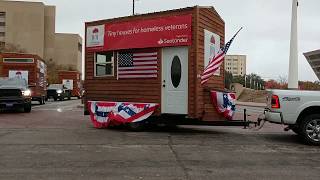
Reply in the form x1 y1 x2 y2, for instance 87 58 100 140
54 33 82 73
0 1 55 61
224 55 246 76
0 0 82 73
303 49 320 80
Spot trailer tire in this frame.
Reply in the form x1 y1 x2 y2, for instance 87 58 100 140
127 122 146 131
299 114 320 146
42 97 46 104
24 103 32 113
39 99 43 105
84 110 90 115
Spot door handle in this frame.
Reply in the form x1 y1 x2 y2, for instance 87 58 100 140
162 84 166 87
162 80 166 87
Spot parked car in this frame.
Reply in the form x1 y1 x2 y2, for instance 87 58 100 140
264 89 320 145
0 77 32 112
46 84 71 101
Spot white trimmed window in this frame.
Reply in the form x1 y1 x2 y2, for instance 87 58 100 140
95 52 114 77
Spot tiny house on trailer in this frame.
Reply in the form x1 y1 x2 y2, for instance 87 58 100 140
58 70 82 98
84 6 238 127
0 53 47 104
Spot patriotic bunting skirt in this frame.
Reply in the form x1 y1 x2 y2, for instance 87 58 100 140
210 91 236 120
88 101 159 128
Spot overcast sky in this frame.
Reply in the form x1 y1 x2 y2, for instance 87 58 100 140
21 0 320 81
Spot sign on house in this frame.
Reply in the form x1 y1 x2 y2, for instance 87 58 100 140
86 14 192 52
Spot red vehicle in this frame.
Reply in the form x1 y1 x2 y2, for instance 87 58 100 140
0 53 47 104
58 70 82 99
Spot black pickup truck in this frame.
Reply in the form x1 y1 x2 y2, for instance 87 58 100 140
0 78 32 112
46 84 71 101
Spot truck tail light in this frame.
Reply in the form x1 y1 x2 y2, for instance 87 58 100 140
271 95 280 109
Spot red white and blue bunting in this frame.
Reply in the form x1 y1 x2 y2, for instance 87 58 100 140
88 101 159 128
210 91 236 120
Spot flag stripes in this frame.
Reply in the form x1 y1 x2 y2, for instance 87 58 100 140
118 51 158 78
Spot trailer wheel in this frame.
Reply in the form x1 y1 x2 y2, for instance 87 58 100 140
39 99 43 105
299 114 320 146
84 110 90 115
24 103 32 113
127 121 146 131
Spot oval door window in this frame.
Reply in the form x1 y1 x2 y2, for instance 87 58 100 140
171 56 182 88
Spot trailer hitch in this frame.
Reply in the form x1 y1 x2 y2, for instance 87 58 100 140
243 108 266 130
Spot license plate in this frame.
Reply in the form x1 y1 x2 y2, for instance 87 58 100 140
6 103 14 107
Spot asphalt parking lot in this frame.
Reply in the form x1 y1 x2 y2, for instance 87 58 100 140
0 100 319 180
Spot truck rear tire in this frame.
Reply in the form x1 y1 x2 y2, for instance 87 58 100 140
299 114 320 146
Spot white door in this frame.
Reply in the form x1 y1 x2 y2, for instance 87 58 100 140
161 47 188 114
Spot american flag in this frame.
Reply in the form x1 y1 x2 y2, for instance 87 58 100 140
39 74 45 87
201 28 242 85
118 51 158 78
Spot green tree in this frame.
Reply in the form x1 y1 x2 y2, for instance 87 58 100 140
233 75 245 86
244 73 265 90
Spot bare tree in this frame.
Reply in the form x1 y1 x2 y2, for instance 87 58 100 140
45 59 77 84
0 43 26 53
278 75 288 85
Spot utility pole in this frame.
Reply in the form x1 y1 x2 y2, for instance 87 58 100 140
133 0 135 15
288 0 299 89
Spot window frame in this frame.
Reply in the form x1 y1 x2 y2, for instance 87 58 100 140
3 58 34 63
94 51 115 77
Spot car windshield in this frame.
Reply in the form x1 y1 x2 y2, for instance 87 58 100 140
0 77 28 88
48 84 63 89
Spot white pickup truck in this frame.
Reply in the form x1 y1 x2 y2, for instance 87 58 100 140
264 89 320 145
